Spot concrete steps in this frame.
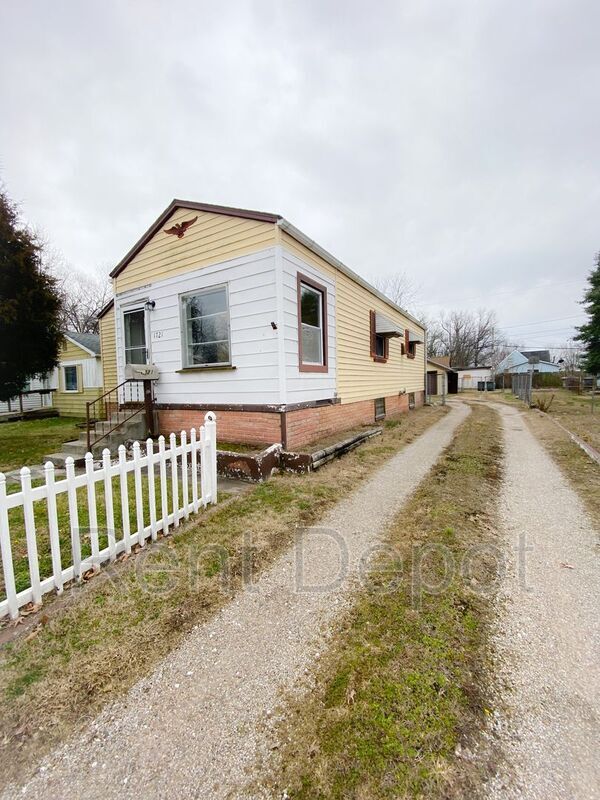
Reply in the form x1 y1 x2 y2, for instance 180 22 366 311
44 412 148 468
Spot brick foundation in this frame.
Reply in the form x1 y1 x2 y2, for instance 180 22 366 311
158 390 425 450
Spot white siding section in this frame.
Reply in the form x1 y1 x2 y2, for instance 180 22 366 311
49 358 101 390
0 376 52 414
280 247 336 403
114 248 281 406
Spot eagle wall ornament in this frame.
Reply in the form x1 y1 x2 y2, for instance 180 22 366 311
163 215 198 239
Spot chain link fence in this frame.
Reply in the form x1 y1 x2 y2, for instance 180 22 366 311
511 372 533 406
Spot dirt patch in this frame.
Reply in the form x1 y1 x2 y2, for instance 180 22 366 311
257 404 503 799
0 404 448 791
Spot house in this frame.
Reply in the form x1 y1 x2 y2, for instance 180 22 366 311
0 375 53 416
48 332 103 417
98 200 426 450
454 366 494 390
426 358 457 396
495 349 560 375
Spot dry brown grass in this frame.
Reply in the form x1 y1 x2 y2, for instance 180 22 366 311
0 404 448 791
258 405 503 800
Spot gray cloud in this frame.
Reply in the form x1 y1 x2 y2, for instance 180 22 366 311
1 0 598 346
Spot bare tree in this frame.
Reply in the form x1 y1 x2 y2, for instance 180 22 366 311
53 262 112 335
427 308 506 367
557 339 584 373
372 273 421 315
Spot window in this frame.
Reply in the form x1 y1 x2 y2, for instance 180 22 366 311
298 273 328 372
408 392 415 409
181 285 230 367
374 397 386 420
370 311 389 362
63 365 78 392
375 334 386 358
124 309 147 365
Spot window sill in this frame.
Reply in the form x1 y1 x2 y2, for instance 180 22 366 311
299 363 328 373
176 365 237 373
372 356 388 364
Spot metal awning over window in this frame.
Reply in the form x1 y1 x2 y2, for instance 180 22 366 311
408 329 424 344
375 313 403 337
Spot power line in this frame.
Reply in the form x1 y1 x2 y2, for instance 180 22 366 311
420 277 586 308
499 313 586 330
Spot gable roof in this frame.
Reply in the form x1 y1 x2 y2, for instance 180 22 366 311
64 331 101 356
110 200 281 279
427 357 456 372
109 199 424 331
97 297 114 320
521 349 552 363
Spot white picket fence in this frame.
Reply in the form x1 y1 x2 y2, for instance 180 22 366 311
0 412 218 619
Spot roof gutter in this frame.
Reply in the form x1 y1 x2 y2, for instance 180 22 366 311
276 218 425 331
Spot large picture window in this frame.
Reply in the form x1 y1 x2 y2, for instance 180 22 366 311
181 285 231 367
298 273 328 372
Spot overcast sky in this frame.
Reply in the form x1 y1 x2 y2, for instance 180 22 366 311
1 0 599 349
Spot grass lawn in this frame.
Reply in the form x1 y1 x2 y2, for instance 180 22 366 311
262 404 503 799
491 387 600 451
0 417 83 473
0 404 448 791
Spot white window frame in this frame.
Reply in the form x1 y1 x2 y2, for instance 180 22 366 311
122 303 150 367
179 284 232 368
63 365 79 393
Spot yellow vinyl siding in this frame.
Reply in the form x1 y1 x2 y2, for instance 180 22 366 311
280 233 426 404
115 208 278 293
99 306 117 391
279 231 336 280
61 338 91 361
53 386 102 418
336 273 425 403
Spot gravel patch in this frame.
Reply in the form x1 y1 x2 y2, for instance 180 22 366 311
486 403 600 799
2 403 468 800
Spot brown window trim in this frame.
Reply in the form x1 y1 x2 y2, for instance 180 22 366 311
297 272 328 373
370 310 389 363
405 328 416 359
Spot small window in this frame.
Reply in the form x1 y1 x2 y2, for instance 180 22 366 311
298 274 327 372
370 311 389 362
181 285 231 367
64 365 78 392
407 341 417 358
375 397 386 420
408 392 415 409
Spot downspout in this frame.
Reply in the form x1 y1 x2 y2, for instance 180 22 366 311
274 232 288 446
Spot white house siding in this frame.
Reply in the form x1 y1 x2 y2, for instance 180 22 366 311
114 248 282 406
495 350 561 374
456 368 493 390
280 247 337 405
0 376 52 414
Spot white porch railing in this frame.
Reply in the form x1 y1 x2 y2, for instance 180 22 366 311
0 412 217 619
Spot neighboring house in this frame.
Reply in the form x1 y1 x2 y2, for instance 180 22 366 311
0 375 53 416
98 199 427 450
495 349 561 375
49 332 103 417
455 366 493 390
426 358 456 396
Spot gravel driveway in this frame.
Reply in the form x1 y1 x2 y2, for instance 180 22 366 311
487 403 600 799
3 403 469 800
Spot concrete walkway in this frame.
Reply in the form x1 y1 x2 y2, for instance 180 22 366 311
3 403 469 800
487 403 600 799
